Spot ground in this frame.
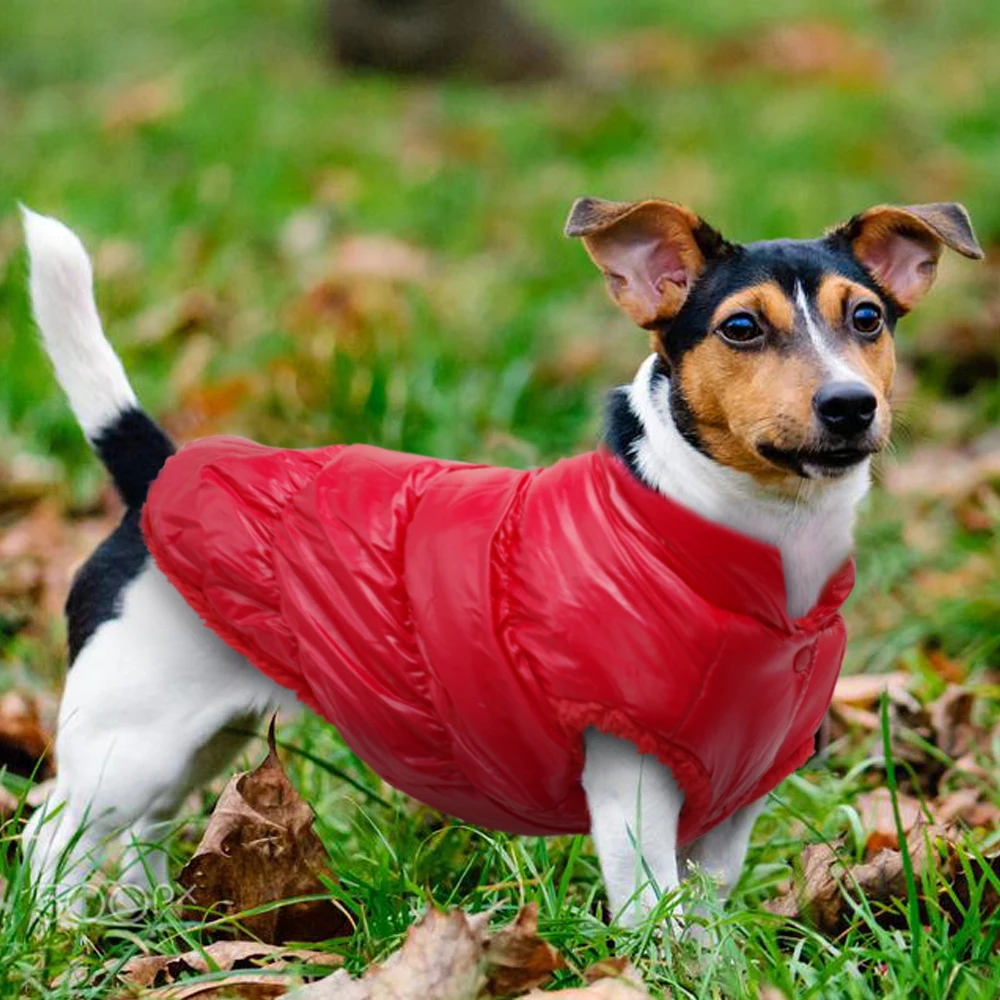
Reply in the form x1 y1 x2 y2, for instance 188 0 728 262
1 0 1000 997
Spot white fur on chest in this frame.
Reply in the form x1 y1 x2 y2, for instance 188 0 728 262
625 355 868 618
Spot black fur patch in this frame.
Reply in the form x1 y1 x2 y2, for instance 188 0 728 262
92 407 175 509
66 507 149 664
652 237 899 364
604 386 643 475
67 407 175 665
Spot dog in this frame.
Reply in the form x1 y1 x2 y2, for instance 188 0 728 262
20 198 981 927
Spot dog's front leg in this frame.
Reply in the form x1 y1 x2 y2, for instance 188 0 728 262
675 796 765 942
581 729 683 927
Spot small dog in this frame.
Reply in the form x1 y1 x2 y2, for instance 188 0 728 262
21 198 980 926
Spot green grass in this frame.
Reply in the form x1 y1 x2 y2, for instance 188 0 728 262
3 0 1000 996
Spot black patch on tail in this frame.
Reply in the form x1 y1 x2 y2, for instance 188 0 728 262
66 407 174 664
66 508 148 664
92 407 175 509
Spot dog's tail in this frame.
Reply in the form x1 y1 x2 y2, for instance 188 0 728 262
22 207 174 508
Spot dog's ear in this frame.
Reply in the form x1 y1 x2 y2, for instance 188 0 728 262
565 197 729 329
831 202 983 312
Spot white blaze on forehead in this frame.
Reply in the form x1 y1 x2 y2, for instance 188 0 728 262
793 280 863 384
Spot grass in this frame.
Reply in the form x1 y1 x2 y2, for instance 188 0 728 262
2 0 1000 996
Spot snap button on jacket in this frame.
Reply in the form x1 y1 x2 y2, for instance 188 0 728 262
142 437 854 846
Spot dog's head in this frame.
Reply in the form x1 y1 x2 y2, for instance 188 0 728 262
567 198 982 485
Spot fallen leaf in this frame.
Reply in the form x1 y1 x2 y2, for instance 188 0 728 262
133 290 220 345
934 787 1000 828
0 496 120 646
103 77 182 132
853 788 924 856
765 842 842 934
523 958 649 998
0 690 53 779
928 685 978 759
712 19 888 86
832 672 915 710
884 444 1000 501
133 973 290 999
290 908 485 1000
590 29 704 86
178 722 352 944
0 452 64 513
482 903 564 996
924 648 967 684
766 822 960 935
119 941 342 990
330 235 430 285
0 784 19 822
290 905 585 999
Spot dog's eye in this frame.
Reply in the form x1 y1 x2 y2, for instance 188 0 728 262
851 302 883 336
718 313 763 345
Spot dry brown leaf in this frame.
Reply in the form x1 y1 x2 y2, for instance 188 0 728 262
0 495 120 649
290 908 485 1000
120 941 342 990
0 690 53 779
165 376 257 443
933 787 1000 828
0 784 19 822
482 903 564 995
133 290 220 345
330 235 429 285
0 452 63 512
832 672 915 711
134 973 290 999
713 19 888 85
103 77 182 132
766 823 960 935
924 648 967 684
830 671 996 799
884 443 1000 501
522 958 649 998
928 685 978 759
590 29 704 85
854 788 924 856
290 904 578 999
178 723 352 944
765 842 842 933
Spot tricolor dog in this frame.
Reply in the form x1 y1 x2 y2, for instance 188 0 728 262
21 199 981 926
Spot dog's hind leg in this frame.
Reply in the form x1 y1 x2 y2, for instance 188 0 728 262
24 562 300 913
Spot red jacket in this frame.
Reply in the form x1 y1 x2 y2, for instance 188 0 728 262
142 438 854 846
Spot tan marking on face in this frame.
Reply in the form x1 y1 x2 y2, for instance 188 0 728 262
676 274 896 485
710 281 795 336
677 334 823 485
816 275 896 402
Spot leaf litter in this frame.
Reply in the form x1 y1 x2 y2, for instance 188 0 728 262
177 720 353 944
114 730 645 998
112 904 646 999
770 671 1000 935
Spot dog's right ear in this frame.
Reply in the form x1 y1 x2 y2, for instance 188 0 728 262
565 197 729 329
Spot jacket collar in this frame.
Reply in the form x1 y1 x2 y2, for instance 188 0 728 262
594 448 855 634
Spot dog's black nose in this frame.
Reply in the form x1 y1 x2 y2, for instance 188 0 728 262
813 382 877 437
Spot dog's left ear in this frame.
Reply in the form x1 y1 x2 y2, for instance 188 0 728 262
565 197 729 329
831 202 983 312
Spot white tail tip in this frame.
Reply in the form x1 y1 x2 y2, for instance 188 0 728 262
22 206 138 438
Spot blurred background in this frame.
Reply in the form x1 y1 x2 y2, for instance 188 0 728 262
2 0 1000 727
1 2 1000 990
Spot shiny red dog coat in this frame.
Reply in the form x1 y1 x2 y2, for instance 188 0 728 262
142 438 854 846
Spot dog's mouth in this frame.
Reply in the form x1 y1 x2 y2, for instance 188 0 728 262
757 443 876 478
